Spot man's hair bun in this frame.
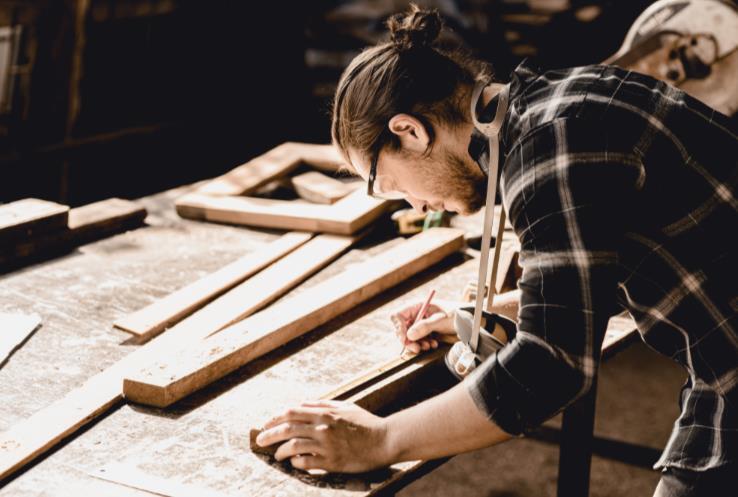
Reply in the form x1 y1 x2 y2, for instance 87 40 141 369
387 3 442 52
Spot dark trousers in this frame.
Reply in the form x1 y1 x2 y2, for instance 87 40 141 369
653 465 738 497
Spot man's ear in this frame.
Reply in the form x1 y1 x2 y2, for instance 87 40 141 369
388 114 430 153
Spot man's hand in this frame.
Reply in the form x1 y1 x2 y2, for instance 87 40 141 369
390 298 461 354
255 400 392 473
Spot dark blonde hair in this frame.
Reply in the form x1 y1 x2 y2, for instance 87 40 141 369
331 3 491 170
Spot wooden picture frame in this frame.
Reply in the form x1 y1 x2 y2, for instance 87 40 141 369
176 143 393 235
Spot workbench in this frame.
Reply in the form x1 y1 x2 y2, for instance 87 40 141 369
0 185 637 497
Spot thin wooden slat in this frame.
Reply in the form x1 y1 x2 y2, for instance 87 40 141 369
113 232 313 342
175 188 390 235
0 198 147 270
123 228 465 408
0 313 42 368
291 171 355 204
128 233 362 346
0 199 69 244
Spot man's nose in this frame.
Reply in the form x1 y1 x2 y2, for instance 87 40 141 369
405 196 427 214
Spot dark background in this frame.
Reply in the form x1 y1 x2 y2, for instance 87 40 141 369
0 0 657 206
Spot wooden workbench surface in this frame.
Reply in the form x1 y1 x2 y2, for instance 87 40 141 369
0 185 478 496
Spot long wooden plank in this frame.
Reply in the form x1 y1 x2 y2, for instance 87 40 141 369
0 199 69 244
123 228 465 407
0 313 42 368
175 188 390 235
193 142 348 197
127 233 361 348
113 232 313 342
0 198 147 269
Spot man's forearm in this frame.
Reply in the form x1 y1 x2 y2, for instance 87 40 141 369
383 380 512 463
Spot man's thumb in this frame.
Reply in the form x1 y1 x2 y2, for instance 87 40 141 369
407 312 447 340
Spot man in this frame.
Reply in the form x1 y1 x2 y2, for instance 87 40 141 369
256 5 738 495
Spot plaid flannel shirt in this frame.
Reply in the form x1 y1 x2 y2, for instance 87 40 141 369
466 59 738 471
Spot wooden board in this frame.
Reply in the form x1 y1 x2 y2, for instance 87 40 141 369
176 188 390 235
124 233 361 347
123 228 466 407
0 313 42 368
0 199 69 244
113 232 313 342
292 171 355 204
0 198 147 270
194 142 348 197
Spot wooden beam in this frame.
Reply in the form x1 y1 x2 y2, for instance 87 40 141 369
123 228 465 407
0 313 42 368
113 232 313 342
176 188 390 235
0 199 69 243
291 171 356 204
193 143 348 197
0 198 146 270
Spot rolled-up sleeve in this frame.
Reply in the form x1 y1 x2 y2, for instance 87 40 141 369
466 117 643 435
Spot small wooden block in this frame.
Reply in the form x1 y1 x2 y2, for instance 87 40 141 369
0 199 69 243
291 171 354 205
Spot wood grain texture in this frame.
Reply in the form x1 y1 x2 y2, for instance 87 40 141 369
123 228 466 407
175 188 390 235
0 198 147 270
291 171 355 204
0 313 42 368
193 142 348 197
113 232 313 342
0 199 69 243
0 231 301 482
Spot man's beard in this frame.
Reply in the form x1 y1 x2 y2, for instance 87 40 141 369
435 148 486 215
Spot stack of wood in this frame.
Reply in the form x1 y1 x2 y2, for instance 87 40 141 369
0 197 146 271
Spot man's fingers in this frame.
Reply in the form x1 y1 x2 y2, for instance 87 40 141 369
257 421 318 447
300 399 342 409
263 406 331 430
407 311 448 341
274 437 323 461
290 454 326 471
390 314 409 344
